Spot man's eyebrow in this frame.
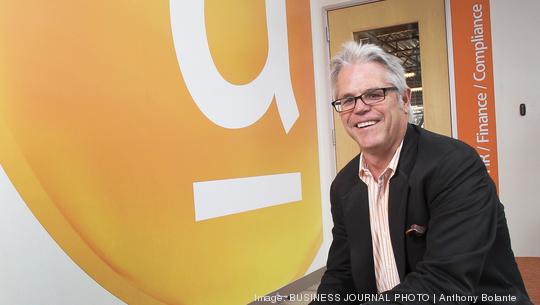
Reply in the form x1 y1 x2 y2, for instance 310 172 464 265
363 87 383 92
339 93 355 98
338 87 379 98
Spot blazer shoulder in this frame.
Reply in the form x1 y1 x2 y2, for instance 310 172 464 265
331 154 361 196
416 127 479 162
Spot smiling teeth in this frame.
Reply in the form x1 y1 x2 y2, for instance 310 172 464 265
357 121 377 128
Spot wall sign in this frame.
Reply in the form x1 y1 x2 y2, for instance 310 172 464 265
0 1 321 304
450 0 499 188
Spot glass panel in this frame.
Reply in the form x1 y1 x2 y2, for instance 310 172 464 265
354 23 424 127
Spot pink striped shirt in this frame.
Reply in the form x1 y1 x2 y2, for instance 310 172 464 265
359 142 403 293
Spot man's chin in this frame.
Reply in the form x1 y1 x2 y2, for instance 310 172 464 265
351 132 378 148
355 140 381 153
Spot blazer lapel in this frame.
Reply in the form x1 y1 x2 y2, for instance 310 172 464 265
388 124 418 280
342 180 377 293
388 173 409 280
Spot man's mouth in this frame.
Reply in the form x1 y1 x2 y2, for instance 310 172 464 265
356 120 379 128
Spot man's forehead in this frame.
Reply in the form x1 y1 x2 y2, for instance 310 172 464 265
342 61 389 78
336 62 391 95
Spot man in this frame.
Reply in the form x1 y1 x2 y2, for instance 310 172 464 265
313 42 531 304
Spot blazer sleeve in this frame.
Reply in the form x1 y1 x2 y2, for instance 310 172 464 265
370 145 499 305
310 182 357 305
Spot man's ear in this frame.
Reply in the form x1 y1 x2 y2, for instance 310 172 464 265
402 87 412 113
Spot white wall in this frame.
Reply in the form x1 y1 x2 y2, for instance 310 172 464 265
0 166 126 305
309 0 540 261
491 0 540 256
307 0 375 272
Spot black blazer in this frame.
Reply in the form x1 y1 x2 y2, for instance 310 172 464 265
314 124 531 304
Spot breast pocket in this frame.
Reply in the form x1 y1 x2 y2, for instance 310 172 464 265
405 223 427 273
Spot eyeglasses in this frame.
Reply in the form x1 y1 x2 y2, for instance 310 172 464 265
331 87 398 113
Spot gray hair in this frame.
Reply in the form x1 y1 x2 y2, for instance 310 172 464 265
330 41 412 119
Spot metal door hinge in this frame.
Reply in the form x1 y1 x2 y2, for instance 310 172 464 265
325 26 330 43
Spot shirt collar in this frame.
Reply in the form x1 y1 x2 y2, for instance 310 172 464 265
359 140 404 180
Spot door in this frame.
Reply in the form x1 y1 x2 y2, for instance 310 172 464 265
328 0 451 171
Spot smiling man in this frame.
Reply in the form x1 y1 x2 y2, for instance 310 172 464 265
312 42 531 304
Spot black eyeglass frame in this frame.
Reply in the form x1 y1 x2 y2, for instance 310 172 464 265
331 86 398 113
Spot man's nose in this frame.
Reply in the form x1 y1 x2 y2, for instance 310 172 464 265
353 98 370 114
